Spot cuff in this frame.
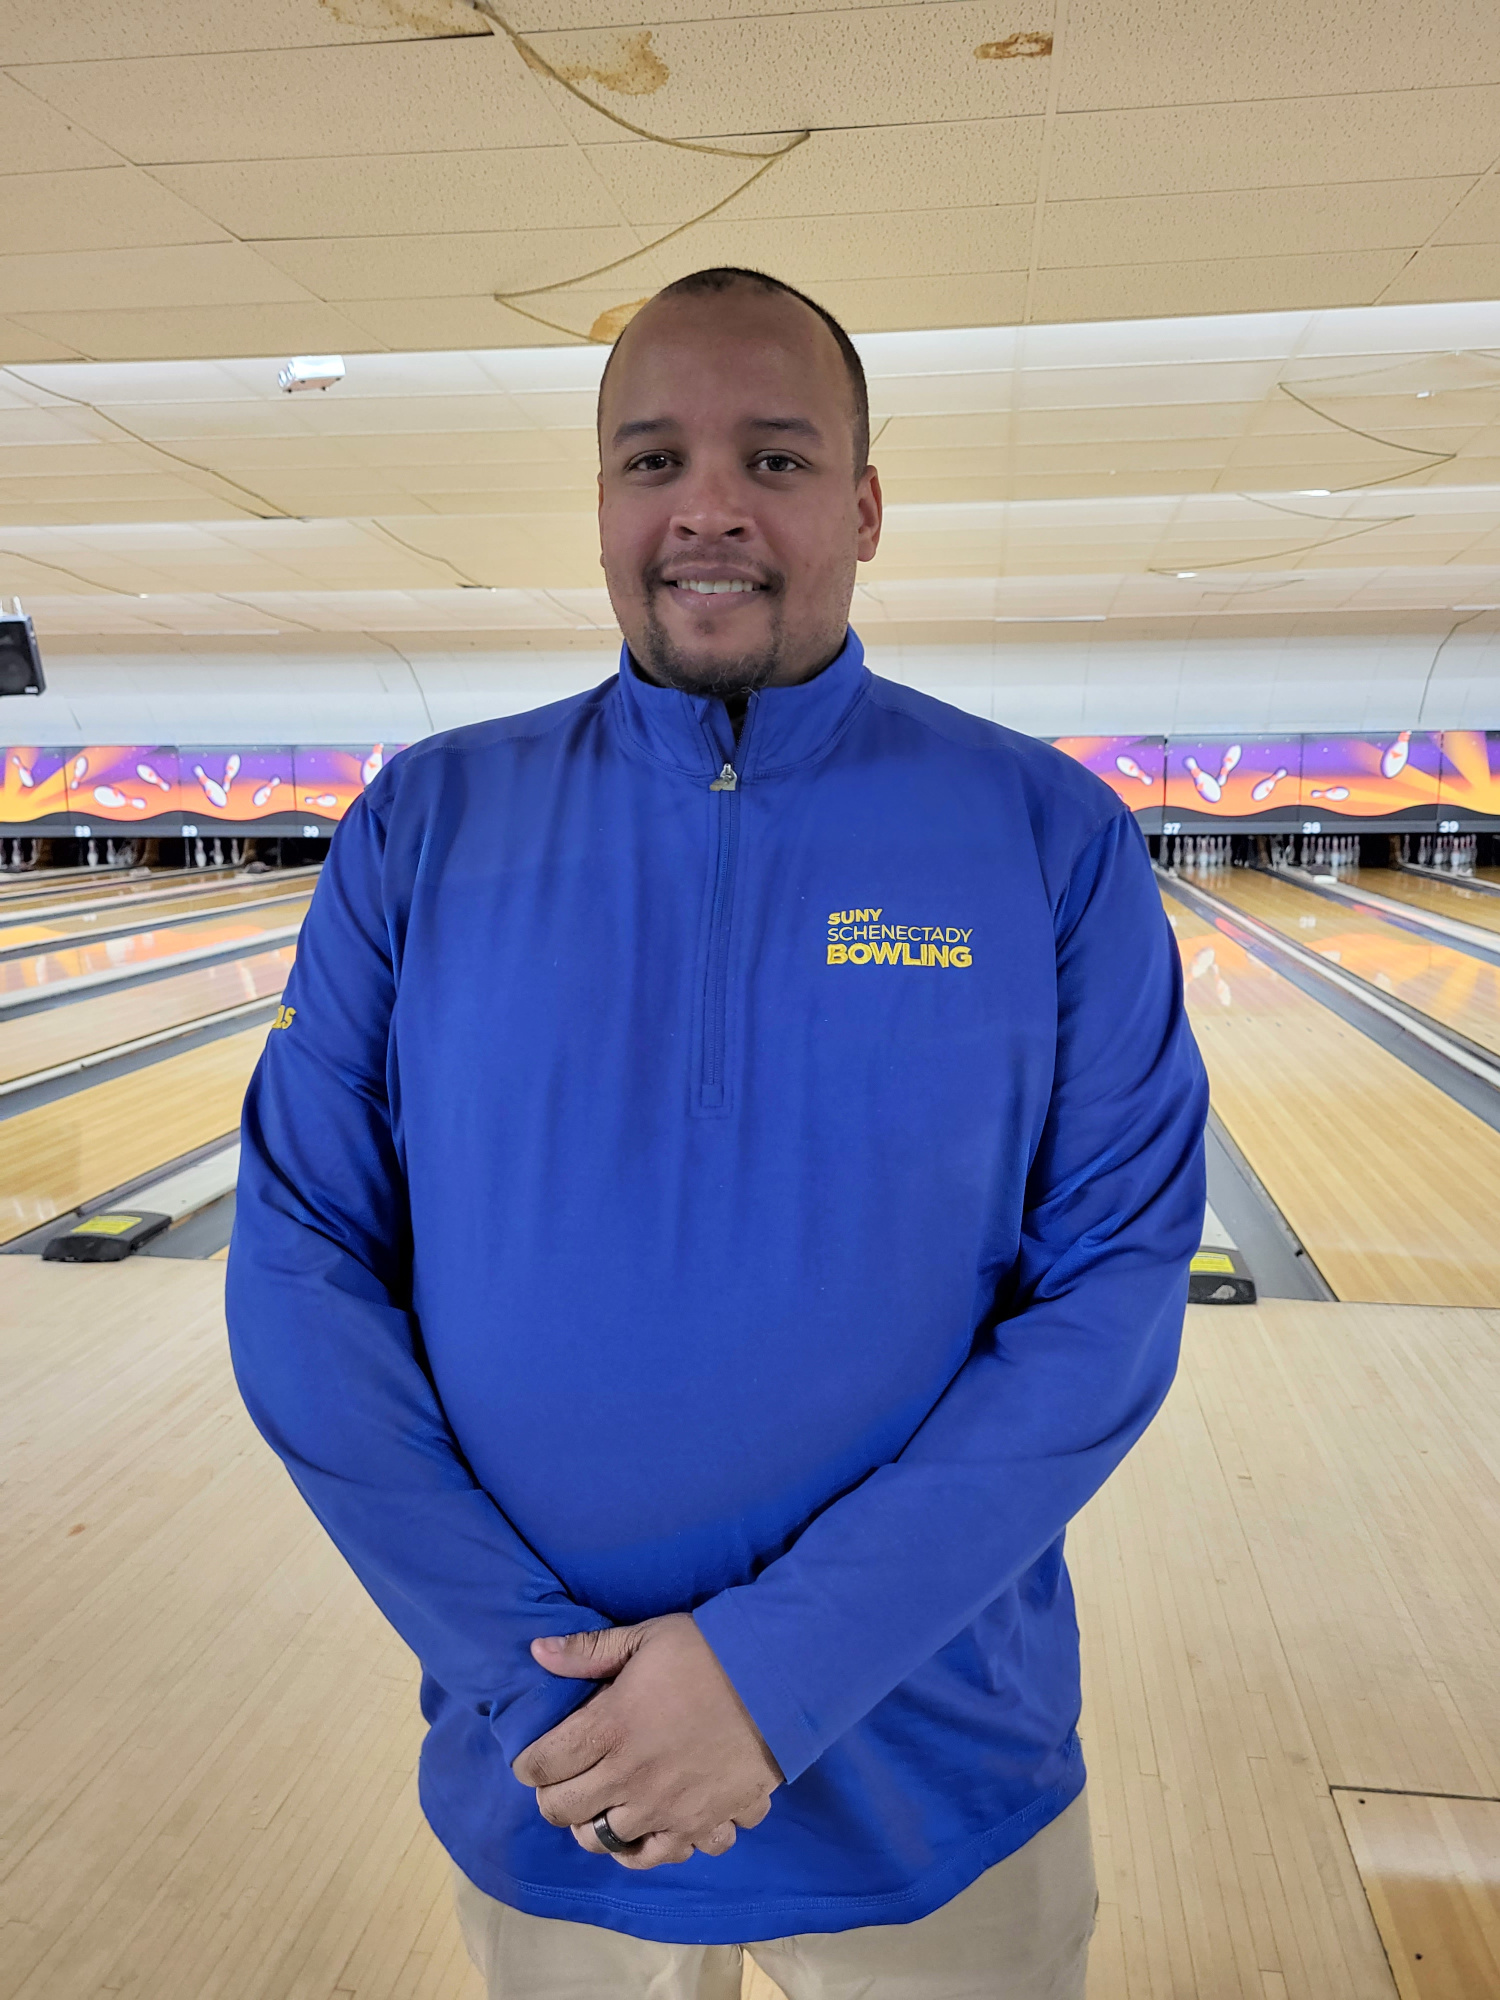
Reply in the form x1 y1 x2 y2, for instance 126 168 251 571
692 1590 825 1786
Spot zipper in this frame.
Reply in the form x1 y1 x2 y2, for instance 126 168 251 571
696 716 753 1113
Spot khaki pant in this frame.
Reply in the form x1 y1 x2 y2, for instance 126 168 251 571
453 1790 1095 1999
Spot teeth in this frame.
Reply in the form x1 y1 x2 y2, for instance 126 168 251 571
676 579 756 593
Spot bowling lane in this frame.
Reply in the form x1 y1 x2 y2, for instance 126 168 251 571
0 894 312 1001
0 863 246 910
1352 869 1500 937
0 878 310 953
0 945 293 1088
1192 865 1500 1057
1165 891 1500 1307
0 1024 270 1245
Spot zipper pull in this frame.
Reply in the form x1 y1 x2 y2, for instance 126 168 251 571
709 762 738 792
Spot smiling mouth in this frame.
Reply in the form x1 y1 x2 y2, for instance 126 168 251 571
666 579 766 596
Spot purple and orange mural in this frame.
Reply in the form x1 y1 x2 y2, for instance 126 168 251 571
290 744 392 824
1296 732 1443 824
1 746 69 824
1163 737 1302 826
64 746 180 825
179 747 295 824
1052 736 1165 818
1435 730 1500 821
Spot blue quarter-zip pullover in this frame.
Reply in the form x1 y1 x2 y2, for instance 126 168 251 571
227 630 1207 1945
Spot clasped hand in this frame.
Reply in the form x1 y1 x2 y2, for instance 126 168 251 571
511 1613 782 1870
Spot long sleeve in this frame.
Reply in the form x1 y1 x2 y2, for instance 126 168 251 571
692 809 1208 1784
225 792 608 1766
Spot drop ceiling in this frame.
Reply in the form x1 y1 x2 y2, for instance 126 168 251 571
1 0 1500 672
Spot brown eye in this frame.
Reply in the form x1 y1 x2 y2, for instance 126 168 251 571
755 453 801 473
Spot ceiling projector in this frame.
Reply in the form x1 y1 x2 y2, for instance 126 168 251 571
278 355 346 393
0 600 44 697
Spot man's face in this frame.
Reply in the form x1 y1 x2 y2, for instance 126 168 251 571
597 288 882 698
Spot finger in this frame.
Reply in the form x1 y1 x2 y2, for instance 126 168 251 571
531 1625 643 1682
534 1770 639 1834
694 1822 737 1856
611 1830 696 1871
735 1793 773 1830
512 1711 619 1790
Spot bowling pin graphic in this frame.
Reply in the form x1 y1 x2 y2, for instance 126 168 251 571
193 763 228 809
72 754 89 783
1251 767 1288 802
1310 787 1350 800
1184 756 1222 804
1381 730 1411 780
223 754 241 796
93 785 127 807
136 762 171 792
252 776 282 808
361 744 385 788
11 756 34 789
1217 744 1242 786
302 793 338 809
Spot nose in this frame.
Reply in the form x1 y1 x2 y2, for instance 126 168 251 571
667 461 752 541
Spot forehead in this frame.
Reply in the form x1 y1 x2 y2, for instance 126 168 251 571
600 288 851 435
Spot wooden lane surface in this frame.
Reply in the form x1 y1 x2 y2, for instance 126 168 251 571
0 895 311 999
0 945 294 1088
0 879 310 952
15 1282 1499 1997
1194 865 1500 1057
0 864 244 910
0 1025 270 1243
1356 868 1500 938
1165 891 1500 1306
1333 1792 1500 1999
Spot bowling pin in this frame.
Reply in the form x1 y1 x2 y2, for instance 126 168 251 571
72 754 88 783
93 785 127 807
362 745 385 788
136 763 170 792
223 755 241 789
1184 756 1222 804
303 793 338 809
1251 767 1288 802
193 763 228 810
1381 730 1411 780
252 777 282 808
1217 745 1242 786
12 756 34 789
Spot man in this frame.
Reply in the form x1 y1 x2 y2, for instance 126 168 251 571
228 267 1207 1998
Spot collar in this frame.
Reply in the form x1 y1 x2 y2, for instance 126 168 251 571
609 628 870 782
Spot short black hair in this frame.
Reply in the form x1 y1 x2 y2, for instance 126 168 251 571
597 266 870 474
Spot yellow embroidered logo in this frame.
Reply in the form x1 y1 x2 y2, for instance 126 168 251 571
270 1004 297 1030
826 909 973 968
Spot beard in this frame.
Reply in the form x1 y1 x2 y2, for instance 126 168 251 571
634 565 787 701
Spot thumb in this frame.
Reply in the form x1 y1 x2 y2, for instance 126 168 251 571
531 1624 642 1680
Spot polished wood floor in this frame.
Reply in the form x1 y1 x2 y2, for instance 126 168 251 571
1205 866 1500 1058
1165 890 1500 1307
0 894 310 999
0 1024 271 1241
4 1266 1496 2000
1333 1791 1500 2000
1359 868 1500 938
0 945 293 1088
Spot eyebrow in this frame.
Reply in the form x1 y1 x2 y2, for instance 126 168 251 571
610 414 826 447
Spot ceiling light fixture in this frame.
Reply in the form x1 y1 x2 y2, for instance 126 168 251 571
278 355 346 394
1297 489 1332 497
1175 571 1198 578
1416 389 1433 399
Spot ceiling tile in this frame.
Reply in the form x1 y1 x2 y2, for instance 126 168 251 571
0 167 233 256
1041 180 1473 270
5 300 379 362
0 71 124 174
1028 251 1408 323
525 2 1052 143
16 37 569 162
154 147 620 240
1058 0 1500 113
1048 88 1500 202
1378 243 1500 304
0 0 489 61
581 117 1044 226
1432 175 1500 245
257 226 649 300
0 243 317 315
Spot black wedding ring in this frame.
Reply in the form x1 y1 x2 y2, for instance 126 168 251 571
592 1810 641 1855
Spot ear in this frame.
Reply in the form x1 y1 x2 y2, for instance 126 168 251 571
856 464 883 563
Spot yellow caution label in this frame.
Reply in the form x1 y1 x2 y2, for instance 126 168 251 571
72 1214 141 1236
1191 1250 1236 1274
